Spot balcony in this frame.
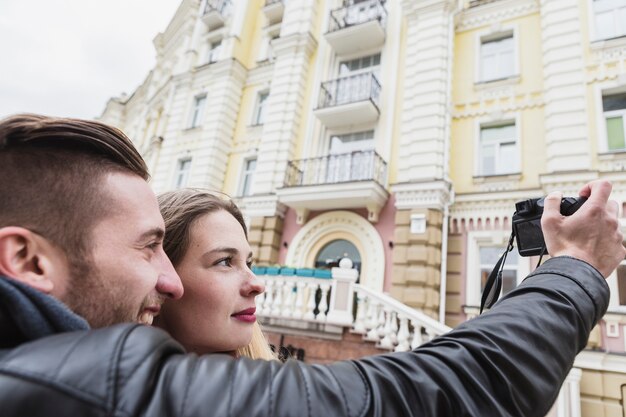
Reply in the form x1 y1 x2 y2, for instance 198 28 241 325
263 0 284 25
325 0 387 55
314 72 381 128
276 150 389 223
202 0 231 29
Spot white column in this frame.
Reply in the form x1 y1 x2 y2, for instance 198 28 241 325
539 0 590 172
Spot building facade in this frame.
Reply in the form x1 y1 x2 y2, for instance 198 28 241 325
100 0 626 415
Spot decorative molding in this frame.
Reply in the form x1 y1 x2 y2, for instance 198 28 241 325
401 0 457 18
285 211 385 292
238 194 287 218
450 189 542 233
457 0 539 32
452 91 544 119
272 31 317 58
575 350 626 374
392 181 454 211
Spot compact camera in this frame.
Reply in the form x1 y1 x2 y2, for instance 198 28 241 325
512 196 587 257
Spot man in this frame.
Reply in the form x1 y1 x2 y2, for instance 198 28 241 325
0 114 623 417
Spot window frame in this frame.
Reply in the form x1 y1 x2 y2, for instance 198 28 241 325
589 0 626 42
173 158 192 189
188 94 207 129
465 230 530 309
251 91 269 126
239 157 257 197
474 116 521 177
595 84 626 154
474 25 519 84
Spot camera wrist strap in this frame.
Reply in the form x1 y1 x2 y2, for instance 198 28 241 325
479 232 515 314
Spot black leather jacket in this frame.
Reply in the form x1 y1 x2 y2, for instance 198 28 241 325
0 257 609 417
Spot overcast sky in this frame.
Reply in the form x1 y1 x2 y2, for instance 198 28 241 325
0 0 180 120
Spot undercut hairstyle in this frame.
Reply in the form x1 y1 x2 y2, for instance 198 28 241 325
0 114 148 265
157 189 276 360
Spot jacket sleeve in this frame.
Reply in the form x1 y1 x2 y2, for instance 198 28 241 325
351 256 609 417
120 256 608 417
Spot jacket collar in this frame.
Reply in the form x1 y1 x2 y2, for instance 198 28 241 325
0 275 89 348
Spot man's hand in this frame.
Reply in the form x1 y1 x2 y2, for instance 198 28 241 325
542 180 626 278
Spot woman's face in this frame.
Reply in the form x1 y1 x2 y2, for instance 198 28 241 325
158 210 264 354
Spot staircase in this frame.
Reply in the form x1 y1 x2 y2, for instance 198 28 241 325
254 258 451 355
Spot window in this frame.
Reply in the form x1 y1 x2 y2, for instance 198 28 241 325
240 158 257 196
252 92 269 125
479 33 515 82
174 158 192 189
478 123 519 176
479 247 519 299
603 92 626 151
326 130 375 182
466 232 529 311
593 0 626 41
329 130 375 154
206 40 222 64
315 239 361 273
189 95 206 128
339 53 380 76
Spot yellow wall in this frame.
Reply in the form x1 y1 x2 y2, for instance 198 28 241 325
450 11 546 193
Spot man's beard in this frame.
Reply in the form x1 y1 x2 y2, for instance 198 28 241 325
62 259 143 328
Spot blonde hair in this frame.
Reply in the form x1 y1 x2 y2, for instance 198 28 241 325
158 189 277 361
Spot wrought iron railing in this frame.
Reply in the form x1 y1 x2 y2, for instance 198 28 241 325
204 0 231 16
328 0 387 33
318 72 381 109
284 150 387 187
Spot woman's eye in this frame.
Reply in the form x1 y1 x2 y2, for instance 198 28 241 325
216 257 233 267
246 261 253 269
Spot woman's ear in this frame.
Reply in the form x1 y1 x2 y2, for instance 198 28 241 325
0 227 58 293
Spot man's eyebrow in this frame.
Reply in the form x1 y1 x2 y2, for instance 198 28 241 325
137 228 165 242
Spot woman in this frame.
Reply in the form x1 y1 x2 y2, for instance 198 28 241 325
155 189 275 360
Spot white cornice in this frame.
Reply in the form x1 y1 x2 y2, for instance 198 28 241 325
246 62 275 86
456 0 539 32
392 180 454 210
575 350 626 373
237 194 287 218
402 0 457 18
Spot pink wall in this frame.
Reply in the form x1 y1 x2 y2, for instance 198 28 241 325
277 196 397 292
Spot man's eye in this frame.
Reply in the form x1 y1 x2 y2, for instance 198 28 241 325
146 242 160 252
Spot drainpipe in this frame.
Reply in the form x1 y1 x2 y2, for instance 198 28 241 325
438 202 449 324
438 2 457 324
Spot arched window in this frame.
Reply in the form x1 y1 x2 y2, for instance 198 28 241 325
314 239 361 273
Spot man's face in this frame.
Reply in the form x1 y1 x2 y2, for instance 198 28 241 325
62 172 183 328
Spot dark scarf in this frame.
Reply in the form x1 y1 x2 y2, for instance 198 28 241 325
0 276 89 348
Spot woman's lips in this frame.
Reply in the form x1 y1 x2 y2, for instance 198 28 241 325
231 307 257 323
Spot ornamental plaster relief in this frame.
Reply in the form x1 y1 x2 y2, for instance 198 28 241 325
452 90 544 118
285 211 385 291
456 0 539 32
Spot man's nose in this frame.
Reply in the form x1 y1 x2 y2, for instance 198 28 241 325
156 251 184 299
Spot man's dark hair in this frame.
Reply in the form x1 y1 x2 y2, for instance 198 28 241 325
0 113 149 265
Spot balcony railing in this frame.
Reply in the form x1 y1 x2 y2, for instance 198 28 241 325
469 0 500 7
284 150 387 187
318 72 381 109
328 0 387 33
255 261 451 352
204 0 231 17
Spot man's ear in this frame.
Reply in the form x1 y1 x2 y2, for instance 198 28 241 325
0 227 58 293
